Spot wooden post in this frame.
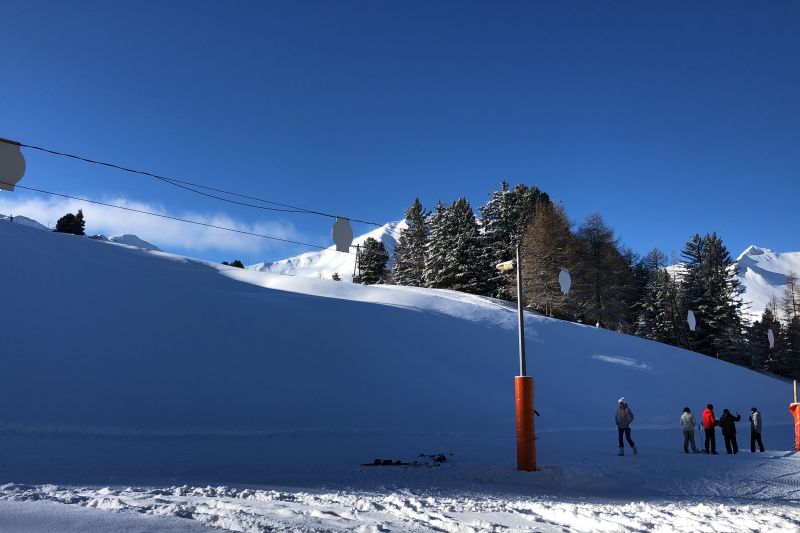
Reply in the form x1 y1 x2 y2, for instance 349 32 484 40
794 380 797 404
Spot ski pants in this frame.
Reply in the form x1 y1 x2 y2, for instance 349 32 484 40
751 431 765 453
704 428 716 453
683 430 697 452
723 433 739 454
618 427 635 448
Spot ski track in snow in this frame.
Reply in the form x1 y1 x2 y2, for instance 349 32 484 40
1 483 800 532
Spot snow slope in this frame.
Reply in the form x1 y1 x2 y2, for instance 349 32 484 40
1 220 799 531
248 220 406 281
737 245 800 320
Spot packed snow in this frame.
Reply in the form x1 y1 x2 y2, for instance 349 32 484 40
1 217 799 532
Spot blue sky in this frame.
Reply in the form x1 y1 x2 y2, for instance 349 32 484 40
1 1 798 263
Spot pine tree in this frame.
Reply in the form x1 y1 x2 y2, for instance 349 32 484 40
391 199 428 286
54 209 86 236
353 237 389 285
480 182 550 299
519 201 581 319
423 199 489 294
747 302 782 373
332 272 341 281
680 233 746 363
635 249 685 345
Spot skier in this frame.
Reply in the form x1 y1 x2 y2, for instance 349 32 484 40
749 407 765 453
615 398 637 456
719 409 741 454
702 404 719 454
680 407 698 453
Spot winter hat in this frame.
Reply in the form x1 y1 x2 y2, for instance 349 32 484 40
723 408 730 414
618 397 625 405
751 407 757 412
707 404 714 410
683 407 690 413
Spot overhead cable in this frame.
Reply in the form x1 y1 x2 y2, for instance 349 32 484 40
0 136 383 226
0 179 351 254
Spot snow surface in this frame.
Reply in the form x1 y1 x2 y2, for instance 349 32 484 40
248 220 406 282
1 219 800 531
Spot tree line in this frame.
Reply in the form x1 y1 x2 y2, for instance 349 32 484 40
353 181 800 380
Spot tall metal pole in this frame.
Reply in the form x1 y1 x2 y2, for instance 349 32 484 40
516 243 526 376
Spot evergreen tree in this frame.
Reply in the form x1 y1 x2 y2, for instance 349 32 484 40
680 233 746 363
480 182 550 299
54 209 86 236
635 249 686 346
353 237 389 285
222 259 244 268
391 199 428 286
747 302 782 373
423 198 489 294
332 272 341 281
519 201 581 319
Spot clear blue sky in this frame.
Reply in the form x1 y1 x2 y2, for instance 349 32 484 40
1 1 798 263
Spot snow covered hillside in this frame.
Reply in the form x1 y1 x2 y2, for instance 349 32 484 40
2 219 800 531
737 245 800 320
248 220 405 281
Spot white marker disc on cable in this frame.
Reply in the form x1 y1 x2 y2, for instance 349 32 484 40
332 217 353 253
559 268 571 295
687 310 697 332
768 329 775 349
0 139 26 191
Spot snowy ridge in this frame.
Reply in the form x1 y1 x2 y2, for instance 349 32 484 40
0 214 48 231
248 220 406 281
736 245 800 320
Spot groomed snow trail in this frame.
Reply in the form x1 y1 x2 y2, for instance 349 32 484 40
2 483 800 533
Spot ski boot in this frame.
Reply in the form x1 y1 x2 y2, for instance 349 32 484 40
632 446 638 455
618 447 624 456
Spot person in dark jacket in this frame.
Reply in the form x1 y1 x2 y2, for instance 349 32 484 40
702 404 718 454
615 397 637 456
750 407 765 453
719 409 741 454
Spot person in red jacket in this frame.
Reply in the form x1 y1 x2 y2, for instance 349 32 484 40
702 404 719 455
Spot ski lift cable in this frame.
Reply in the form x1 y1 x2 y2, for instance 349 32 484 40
0 137 383 226
1 179 354 254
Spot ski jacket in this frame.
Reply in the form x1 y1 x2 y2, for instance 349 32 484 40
719 412 741 436
615 407 634 429
702 408 716 429
750 411 762 433
680 412 696 432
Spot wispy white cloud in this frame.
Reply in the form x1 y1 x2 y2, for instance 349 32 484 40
0 193 303 255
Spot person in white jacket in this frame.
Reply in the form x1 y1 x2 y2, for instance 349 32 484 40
680 407 699 453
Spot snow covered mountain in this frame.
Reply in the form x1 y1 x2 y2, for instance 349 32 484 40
248 219 406 281
0 214 48 231
736 245 800 320
89 233 161 251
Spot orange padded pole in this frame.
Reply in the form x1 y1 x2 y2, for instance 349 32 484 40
791 403 800 452
515 376 536 471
